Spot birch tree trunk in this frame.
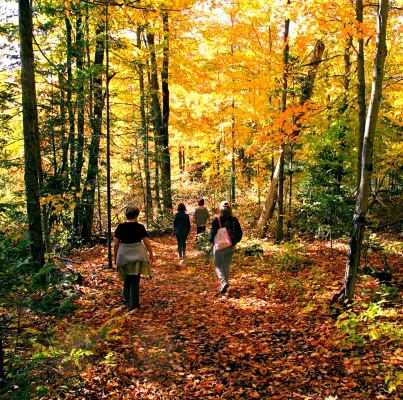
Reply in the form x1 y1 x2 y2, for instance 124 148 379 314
274 12 290 243
332 0 389 304
356 0 367 190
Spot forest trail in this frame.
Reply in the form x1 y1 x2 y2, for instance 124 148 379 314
51 231 402 400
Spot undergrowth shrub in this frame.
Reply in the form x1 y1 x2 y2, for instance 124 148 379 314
0 219 80 399
335 302 403 393
29 263 79 316
194 231 212 258
277 240 305 271
335 302 403 348
295 193 354 239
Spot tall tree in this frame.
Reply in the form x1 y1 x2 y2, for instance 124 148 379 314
136 25 153 225
332 0 389 304
80 19 106 241
18 0 45 268
146 15 173 219
160 12 173 215
356 0 367 189
274 6 290 243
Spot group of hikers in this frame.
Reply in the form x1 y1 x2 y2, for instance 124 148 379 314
113 199 243 311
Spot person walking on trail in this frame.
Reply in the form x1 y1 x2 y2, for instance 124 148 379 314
209 200 243 294
114 206 154 311
173 202 191 262
193 198 210 241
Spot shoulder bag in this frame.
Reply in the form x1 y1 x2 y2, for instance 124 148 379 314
213 217 232 251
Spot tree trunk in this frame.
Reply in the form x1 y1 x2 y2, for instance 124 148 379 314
72 14 87 241
274 12 290 243
257 148 281 236
73 15 86 192
136 26 152 226
18 0 45 269
332 0 389 304
231 103 236 204
160 12 173 216
275 144 285 243
147 30 163 219
356 0 367 190
146 16 173 221
80 20 105 242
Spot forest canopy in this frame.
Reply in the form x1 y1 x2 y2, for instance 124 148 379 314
0 0 402 244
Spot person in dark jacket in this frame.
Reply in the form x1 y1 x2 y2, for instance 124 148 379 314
209 200 242 294
173 203 191 262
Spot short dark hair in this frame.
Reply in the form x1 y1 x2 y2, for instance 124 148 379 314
177 203 186 212
198 199 204 206
126 206 140 220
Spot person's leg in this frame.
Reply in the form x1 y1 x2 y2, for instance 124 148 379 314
123 276 130 302
183 235 187 259
222 247 235 288
176 236 182 259
129 274 141 310
214 249 227 291
214 247 234 293
178 235 186 259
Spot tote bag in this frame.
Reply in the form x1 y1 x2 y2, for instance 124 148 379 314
213 218 232 251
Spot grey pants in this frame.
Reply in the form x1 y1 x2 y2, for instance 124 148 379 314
213 246 235 288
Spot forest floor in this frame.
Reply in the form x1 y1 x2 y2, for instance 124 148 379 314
31 230 403 399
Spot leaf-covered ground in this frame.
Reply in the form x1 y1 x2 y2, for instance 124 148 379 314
35 233 403 399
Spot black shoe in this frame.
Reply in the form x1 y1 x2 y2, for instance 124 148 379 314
220 284 229 294
122 298 129 304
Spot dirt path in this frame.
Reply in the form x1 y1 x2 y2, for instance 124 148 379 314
53 235 401 400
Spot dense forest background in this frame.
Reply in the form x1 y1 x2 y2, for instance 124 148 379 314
0 0 402 398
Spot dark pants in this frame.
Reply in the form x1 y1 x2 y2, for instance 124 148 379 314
123 274 141 310
176 234 187 259
196 226 206 234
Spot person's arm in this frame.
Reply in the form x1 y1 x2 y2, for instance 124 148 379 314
208 217 219 243
143 237 155 263
232 217 243 245
113 236 120 265
186 214 191 233
172 214 177 235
